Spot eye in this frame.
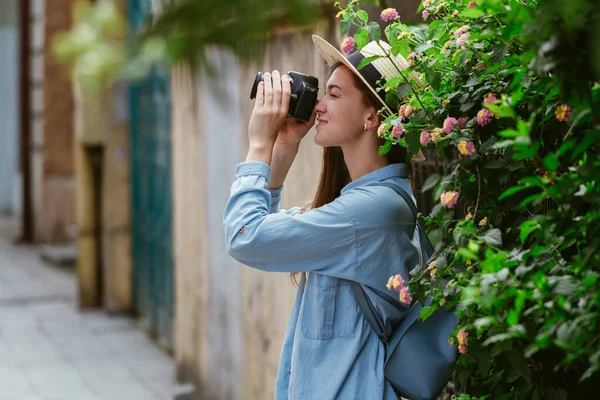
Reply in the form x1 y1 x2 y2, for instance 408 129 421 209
329 92 338 98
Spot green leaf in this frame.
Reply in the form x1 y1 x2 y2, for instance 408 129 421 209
498 185 530 200
391 42 411 58
464 75 479 87
519 220 541 244
543 153 559 172
356 10 368 24
356 55 382 70
425 70 441 91
483 158 508 169
419 306 435 321
483 229 502 246
367 21 381 41
415 43 434 53
378 140 392 156
422 173 441 192
340 18 352 36
490 43 508 64
354 28 369 50
406 130 422 159
396 83 412 99
484 103 516 118
459 8 485 19
385 90 400 111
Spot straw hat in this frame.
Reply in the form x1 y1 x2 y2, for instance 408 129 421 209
312 35 425 161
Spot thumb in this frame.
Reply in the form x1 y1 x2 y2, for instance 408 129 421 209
307 99 319 127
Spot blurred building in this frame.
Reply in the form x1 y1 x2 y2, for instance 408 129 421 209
3 1 437 400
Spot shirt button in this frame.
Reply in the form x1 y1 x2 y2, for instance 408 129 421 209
239 227 245 234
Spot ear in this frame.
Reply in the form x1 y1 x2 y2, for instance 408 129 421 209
364 106 380 130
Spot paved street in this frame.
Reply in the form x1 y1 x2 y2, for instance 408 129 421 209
0 217 177 400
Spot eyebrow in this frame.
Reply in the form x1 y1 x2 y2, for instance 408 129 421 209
327 84 342 91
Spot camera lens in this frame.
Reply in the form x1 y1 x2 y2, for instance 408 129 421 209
250 72 263 99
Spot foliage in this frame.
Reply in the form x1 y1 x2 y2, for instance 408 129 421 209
335 0 600 398
52 0 324 90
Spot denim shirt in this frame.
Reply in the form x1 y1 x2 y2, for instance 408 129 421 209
223 161 420 400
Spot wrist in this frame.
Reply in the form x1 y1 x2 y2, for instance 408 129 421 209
246 141 274 165
273 141 300 156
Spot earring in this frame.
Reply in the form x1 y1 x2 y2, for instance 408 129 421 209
364 123 368 131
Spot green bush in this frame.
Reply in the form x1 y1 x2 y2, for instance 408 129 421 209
335 0 600 398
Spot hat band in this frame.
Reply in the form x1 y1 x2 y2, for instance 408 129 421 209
347 51 387 97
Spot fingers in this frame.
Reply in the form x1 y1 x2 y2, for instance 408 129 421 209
263 72 273 109
272 70 282 110
307 98 319 127
281 74 291 115
254 81 264 108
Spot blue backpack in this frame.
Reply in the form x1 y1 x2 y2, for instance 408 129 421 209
351 181 458 400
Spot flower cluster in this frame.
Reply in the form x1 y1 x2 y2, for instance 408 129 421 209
341 36 355 54
457 328 469 354
442 117 458 134
440 191 459 208
477 108 493 126
386 274 412 305
399 104 416 119
555 104 572 122
458 140 475 156
392 124 405 139
380 8 399 22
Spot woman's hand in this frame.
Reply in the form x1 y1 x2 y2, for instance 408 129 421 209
246 70 291 165
275 100 318 149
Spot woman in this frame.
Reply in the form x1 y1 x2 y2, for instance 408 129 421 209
223 35 421 399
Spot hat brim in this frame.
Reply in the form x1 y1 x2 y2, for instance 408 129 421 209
312 35 426 162
312 35 392 115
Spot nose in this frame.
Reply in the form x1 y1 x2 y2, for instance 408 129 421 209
315 98 326 114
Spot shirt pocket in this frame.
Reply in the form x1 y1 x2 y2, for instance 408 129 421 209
300 273 357 340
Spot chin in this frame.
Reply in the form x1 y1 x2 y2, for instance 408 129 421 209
314 127 339 147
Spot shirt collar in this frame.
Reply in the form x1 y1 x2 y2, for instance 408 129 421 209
341 163 407 195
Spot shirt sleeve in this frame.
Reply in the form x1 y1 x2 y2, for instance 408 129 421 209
267 185 301 215
223 161 357 280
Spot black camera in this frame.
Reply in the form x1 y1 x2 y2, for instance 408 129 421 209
250 71 319 123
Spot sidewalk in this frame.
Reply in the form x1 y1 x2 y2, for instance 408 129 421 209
0 217 177 400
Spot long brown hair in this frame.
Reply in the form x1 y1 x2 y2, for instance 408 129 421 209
291 63 412 285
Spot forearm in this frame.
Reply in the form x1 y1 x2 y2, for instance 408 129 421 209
268 143 299 189
246 141 275 165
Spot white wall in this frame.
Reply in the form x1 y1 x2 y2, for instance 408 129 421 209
0 0 20 215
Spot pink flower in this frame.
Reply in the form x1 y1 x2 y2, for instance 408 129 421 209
477 108 492 126
457 328 468 353
456 117 469 129
456 33 470 47
440 191 459 208
555 104 572 122
392 124 405 139
484 92 498 104
386 274 404 291
420 130 431 145
342 36 356 54
442 117 458 134
454 25 469 37
399 104 416 119
422 10 430 20
431 127 443 142
468 1 477 8
399 286 412 304
457 140 475 156
423 0 435 7
377 123 387 137
380 8 399 22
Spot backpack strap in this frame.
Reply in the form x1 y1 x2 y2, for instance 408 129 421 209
351 180 434 345
351 283 389 344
